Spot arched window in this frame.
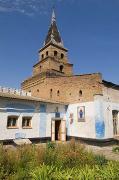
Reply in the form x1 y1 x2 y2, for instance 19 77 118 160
79 90 82 97
40 66 42 71
46 51 48 56
37 89 39 93
50 89 53 98
59 65 64 72
61 53 64 59
57 90 60 96
41 54 44 59
54 51 58 56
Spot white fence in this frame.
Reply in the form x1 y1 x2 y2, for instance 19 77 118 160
0 86 31 97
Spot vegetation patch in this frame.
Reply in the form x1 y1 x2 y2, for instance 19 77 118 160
112 146 119 153
0 140 119 179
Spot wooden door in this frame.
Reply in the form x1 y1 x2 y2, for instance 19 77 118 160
61 120 66 141
112 111 118 136
51 120 55 141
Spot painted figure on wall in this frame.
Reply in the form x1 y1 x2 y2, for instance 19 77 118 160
77 106 85 121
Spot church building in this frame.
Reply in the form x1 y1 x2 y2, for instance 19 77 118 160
0 10 119 144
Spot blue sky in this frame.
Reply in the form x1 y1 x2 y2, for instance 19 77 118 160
0 0 119 88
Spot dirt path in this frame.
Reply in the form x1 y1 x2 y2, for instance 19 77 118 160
85 145 119 161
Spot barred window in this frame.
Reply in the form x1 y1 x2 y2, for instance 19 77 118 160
7 116 18 128
22 117 32 128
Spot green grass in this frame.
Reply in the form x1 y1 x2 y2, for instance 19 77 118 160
0 140 119 179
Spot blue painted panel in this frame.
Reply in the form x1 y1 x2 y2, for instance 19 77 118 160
95 121 105 139
15 133 26 139
40 104 46 113
95 97 105 139
55 112 60 118
39 104 47 137
6 103 35 113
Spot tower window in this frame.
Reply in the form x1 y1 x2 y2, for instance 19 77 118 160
54 51 58 56
61 53 64 59
59 65 64 72
79 90 82 97
41 54 44 59
46 51 48 56
50 89 53 98
57 90 60 96
40 66 42 71
37 89 39 93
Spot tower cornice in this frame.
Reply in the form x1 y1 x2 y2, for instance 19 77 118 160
39 42 68 53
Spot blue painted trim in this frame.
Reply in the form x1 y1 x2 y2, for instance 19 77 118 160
39 104 47 137
95 98 105 139
6 103 35 113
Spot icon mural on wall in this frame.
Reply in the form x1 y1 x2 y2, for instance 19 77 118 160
69 113 74 124
77 106 85 121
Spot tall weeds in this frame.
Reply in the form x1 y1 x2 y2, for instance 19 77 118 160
0 141 119 179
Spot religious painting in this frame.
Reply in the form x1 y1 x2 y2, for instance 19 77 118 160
77 106 85 121
69 113 74 124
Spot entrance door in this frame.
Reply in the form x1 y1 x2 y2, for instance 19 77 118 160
112 110 118 136
51 119 66 141
55 120 61 141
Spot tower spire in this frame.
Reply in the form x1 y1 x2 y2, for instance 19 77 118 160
44 9 64 47
51 9 56 24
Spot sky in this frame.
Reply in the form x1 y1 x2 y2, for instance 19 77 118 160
0 0 119 88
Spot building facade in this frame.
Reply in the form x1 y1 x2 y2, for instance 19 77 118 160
0 10 119 144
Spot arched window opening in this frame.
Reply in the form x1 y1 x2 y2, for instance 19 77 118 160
37 89 39 93
57 90 60 96
56 107 59 113
55 107 60 118
61 53 64 59
54 51 58 56
59 65 64 72
46 51 48 56
50 89 53 98
40 66 42 71
79 90 82 97
41 54 44 59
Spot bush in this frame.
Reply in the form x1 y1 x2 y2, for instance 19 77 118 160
46 141 56 149
112 146 119 153
94 154 108 166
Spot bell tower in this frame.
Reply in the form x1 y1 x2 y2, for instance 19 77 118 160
33 10 73 77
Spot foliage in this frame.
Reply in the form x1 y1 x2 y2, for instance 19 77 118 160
112 146 119 153
0 142 119 179
94 154 108 166
46 141 56 149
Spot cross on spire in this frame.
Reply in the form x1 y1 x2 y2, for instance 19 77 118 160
51 9 56 24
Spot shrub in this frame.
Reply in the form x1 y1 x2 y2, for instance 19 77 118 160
46 141 56 149
112 146 119 153
94 154 108 166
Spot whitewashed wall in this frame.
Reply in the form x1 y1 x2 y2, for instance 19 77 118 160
0 98 66 141
39 103 66 138
0 99 40 140
102 86 119 138
66 102 96 139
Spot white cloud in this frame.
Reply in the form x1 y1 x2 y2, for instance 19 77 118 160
0 0 65 16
